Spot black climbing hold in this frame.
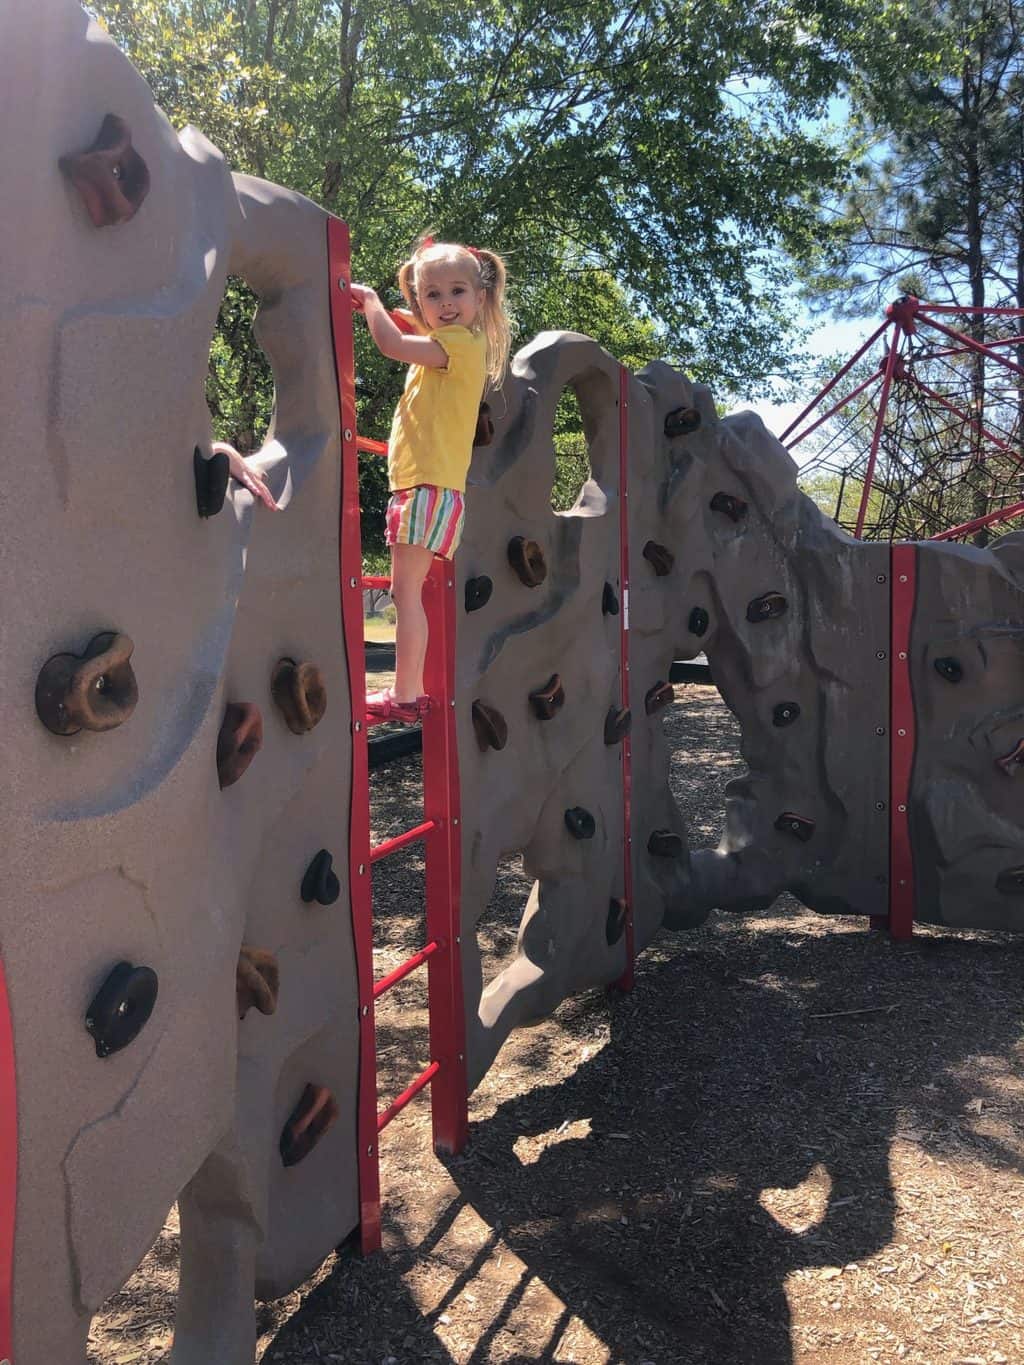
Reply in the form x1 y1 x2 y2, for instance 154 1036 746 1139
85 961 158 1059
194 446 230 518
35 631 139 737
643 541 675 576
602 582 620 616
529 674 565 720
648 829 683 858
996 865 1024 895
465 575 493 613
507 536 547 587
710 491 748 522
564 807 596 840
772 701 801 727
934 656 963 684
604 706 632 745
688 607 709 637
645 681 674 716
774 811 815 842
664 406 702 438
746 592 787 623
473 401 494 447
606 898 628 946
280 1083 340 1167
301 849 341 906
59 114 151 227
472 699 509 751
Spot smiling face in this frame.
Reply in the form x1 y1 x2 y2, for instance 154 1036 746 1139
415 258 484 332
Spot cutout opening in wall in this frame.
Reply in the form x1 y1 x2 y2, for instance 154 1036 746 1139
475 852 535 1001
667 670 744 853
207 278 274 454
551 385 592 513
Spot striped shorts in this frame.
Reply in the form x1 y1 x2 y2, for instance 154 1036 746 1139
385 484 466 560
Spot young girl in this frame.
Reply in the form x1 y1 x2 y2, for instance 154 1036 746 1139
352 237 510 723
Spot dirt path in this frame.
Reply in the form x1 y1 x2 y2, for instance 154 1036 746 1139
92 686 1024 1365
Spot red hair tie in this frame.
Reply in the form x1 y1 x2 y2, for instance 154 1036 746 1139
465 245 482 260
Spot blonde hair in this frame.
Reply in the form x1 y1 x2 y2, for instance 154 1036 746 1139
397 237 511 387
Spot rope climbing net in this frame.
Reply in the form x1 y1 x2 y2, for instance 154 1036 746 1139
786 297 1024 543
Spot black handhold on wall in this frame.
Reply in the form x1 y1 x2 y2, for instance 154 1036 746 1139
664 406 702 438
648 829 683 858
602 582 620 616
271 658 327 735
746 592 788 624
36 631 139 737
772 701 801 727
934 656 963 684
217 703 263 789
644 681 674 716
59 114 150 227
472 699 508 751
301 849 341 906
774 811 815 842
280 1083 340 1167
529 674 565 720
642 541 675 576
688 607 710 637
606 898 628 946
507 536 547 587
465 575 493 613
564 807 596 840
709 491 748 523
85 961 158 1058
604 706 632 746
236 946 280 1019
194 447 230 518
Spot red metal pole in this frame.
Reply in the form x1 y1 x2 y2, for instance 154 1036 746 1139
373 940 442 1000
377 1062 441 1132
781 365 884 451
919 313 1024 380
931 498 1024 541
370 819 437 863
854 328 903 539
907 376 1021 459
326 214 382 1254
0 958 16 1364
615 366 635 991
888 544 916 940
781 318 891 445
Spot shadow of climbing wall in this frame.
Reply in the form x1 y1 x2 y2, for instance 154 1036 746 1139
1 3 359 1362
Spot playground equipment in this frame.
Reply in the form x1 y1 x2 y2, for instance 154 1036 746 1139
4 3 1024 1361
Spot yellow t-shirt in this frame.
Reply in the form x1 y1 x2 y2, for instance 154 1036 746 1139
387 324 487 493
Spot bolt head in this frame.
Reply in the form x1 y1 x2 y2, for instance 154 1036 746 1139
338 276 348 289
876 574 887 583
361 1005 369 1016
897 728 907 737
899 574 908 583
876 726 886 735
358 863 366 875
344 427 353 441
898 803 907 812
876 650 886 660
899 651 907 660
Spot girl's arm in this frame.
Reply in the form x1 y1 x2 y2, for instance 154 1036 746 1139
211 441 279 511
351 285 448 368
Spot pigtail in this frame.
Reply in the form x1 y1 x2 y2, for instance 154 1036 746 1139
397 257 420 320
472 248 511 388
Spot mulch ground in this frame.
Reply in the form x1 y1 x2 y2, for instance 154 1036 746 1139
92 684 1024 1365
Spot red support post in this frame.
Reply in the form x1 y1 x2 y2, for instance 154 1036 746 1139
0 957 16 1365
888 544 917 940
781 318 891 446
930 498 1024 542
854 329 903 539
615 365 635 991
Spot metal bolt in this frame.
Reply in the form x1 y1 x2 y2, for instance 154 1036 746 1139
898 651 907 660
898 803 907 813
344 428 353 441
349 576 357 588
354 720 362 733
899 574 908 583
899 879 906 887
876 726 886 736
897 728 906 737
458 1053 464 1062
875 801 886 811
361 1005 369 1016
876 650 886 660
876 574 887 583
358 863 366 875
367 1145 374 1156
338 276 348 290
450 699 456 708
453 817 459 826
455 935 461 944
447 579 454 588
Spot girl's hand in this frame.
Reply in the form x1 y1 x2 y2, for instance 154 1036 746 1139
212 441 279 512
350 283 378 312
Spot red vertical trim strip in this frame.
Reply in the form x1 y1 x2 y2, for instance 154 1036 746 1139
889 543 916 940
326 216 381 1253
422 562 469 1153
615 366 635 991
0 958 15 1363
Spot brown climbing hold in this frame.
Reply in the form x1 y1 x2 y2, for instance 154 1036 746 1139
648 829 683 858
606 898 628 945
774 811 815 842
194 447 230 518
58 114 150 227
217 702 263 789
280 1083 340 1168
642 541 674 576
602 582 620 616
746 592 787 623
35 631 139 737
474 401 495 447
604 706 632 745
271 658 327 735
507 536 547 588
996 739 1024 776
664 406 702 438
644 681 674 716
472 700 508 751
529 674 565 720
236 946 280 1020
710 491 748 522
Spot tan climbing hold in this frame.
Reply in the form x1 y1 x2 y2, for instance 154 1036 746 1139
217 702 263 789
507 536 547 588
236 946 280 1020
35 631 139 737
271 658 327 734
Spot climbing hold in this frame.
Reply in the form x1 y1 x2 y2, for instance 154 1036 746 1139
529 674 565 720
236 946 280 1019
648 829 683 858
645 681 674 716
85 961 158 1059
709 491 748 523
774 812 815 842
746 592 788 623
688 606 710 637
194 446 230 518
772 701 801 727
301 849 341 906
271 658 327 735
465 575 493 613
604 706 632 745
642 541 675 576
664 406 702 438
35 631 139 737
58 114 150 227
472 700 508 751
934 656 963 683
602 582 620 616
507 536 547 588
564 807 596 840
217 702 263 789
474 401 494 447
996 865 1024 895
280 1083 340 1168
996 739 1024 776
606 898 628 946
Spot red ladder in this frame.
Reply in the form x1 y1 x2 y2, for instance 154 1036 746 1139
327 216 468 1254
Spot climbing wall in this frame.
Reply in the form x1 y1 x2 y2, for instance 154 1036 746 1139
0 3 359 1362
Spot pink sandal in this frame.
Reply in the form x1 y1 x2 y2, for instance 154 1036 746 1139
365 689 429 723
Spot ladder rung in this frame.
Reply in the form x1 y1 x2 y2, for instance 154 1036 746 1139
371 819 436 862
362 574 392 589
357 435 388 455
377 1061 440 1132
373 939 442 999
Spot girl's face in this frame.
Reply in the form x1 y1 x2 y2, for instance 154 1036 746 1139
416 260 484 332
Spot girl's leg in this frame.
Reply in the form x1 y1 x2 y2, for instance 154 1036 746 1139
390 541 435 702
